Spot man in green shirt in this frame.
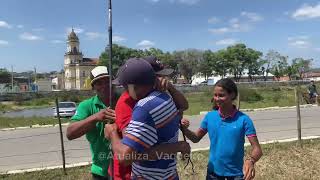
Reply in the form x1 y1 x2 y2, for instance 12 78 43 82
66 66 116 180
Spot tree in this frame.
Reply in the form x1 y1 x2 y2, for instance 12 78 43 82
291 58 313 79
245 48 263 81
199 50 214 80
223 44 262 82
0 68 10 83
270 55 288 81
173 49 203 83
212 49 230 78
99 44 144 77
263 50 282 81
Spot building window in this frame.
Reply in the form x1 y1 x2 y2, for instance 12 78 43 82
82 71 85 77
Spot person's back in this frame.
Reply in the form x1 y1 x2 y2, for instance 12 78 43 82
308 84 317 94
123 90 180 179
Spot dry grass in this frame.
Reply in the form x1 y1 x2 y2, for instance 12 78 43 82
1 139 320 180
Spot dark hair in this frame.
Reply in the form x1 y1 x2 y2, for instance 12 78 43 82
214 78 238 101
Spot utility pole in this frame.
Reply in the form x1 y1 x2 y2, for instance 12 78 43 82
11 65 14 92
108 0 113 108
34 67 37 83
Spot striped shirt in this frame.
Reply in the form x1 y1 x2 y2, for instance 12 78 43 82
122 91 180 180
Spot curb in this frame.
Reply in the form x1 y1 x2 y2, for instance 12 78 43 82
0 123 70 132
2 136 319 175
3 162 91 175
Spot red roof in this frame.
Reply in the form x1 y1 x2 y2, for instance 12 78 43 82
82 58 99 65
304 72 320 78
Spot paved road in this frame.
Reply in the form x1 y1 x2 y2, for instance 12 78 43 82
1 106 320 173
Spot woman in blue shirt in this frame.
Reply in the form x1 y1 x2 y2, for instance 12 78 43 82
181 78 263 180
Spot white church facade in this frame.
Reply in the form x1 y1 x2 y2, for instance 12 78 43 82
64 29 98 90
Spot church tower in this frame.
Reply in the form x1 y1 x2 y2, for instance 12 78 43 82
64 29 83 65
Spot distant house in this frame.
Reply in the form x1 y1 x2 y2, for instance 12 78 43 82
304 71 320 81
35 79 53 92
191 71 274 85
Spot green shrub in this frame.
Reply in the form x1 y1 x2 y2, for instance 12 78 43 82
239 87 264 102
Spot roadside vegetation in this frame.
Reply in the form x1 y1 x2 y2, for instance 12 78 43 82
2 139 319 180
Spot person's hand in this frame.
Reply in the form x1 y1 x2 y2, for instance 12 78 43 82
94 108 116 124
243 159 255 180
180 118 190 129
104 123 118 140
177 141 191 161
155 77 171 92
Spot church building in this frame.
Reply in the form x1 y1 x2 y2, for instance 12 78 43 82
64 29 98 90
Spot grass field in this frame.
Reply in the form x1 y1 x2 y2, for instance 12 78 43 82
1 139 319 180
183 86 305 115
0 116 69 129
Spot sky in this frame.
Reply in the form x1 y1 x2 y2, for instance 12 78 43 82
1 0 320 73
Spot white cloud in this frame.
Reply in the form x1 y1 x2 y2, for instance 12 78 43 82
230 23 251 32
229 18 239 24
208 23 250 34
288 36 311 48
147 0 160 2
0 40 9 46
288 35 309 41
32 28 45 32
215 38 238 46
289 40 310 48
85 32 106 40
208 17 219 24
241 11 263 22
19 32 43 41
17 25 24 29
314 48 320 52
50 40 64 44
208 27 230 34
0 20 12 28
169 0 200 5
113 35 126 43
292 3 320 20
209 12 260 35
137 40 155 49
66 27 84 34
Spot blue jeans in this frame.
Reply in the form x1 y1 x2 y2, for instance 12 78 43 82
206 170 243 180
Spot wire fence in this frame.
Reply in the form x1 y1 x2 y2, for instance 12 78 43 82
0 88 319 174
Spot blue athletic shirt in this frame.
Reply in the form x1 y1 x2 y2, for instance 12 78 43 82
122 91 180 180
200 110 257 177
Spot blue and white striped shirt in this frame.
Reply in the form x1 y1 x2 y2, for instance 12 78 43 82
122 91 180 180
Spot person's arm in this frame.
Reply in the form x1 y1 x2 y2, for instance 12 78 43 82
66 108 115 140
243 116 262 180
107 127 136 165
167 83 189 112
180 117 207 143
243 136 263 180
155 77 189 112
181 127 206 143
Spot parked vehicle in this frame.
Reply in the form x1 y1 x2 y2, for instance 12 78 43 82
53 102 77 118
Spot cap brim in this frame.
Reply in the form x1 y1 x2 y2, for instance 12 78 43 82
155 68 174 76
90 75 110 85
